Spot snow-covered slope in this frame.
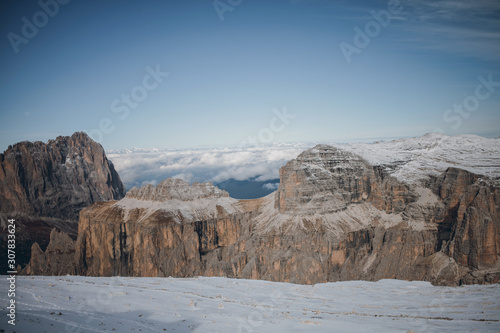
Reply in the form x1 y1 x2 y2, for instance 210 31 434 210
2 275 499 333
341 133 500 184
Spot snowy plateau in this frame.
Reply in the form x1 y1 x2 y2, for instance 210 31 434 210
343 133 500 184
0 275 499 333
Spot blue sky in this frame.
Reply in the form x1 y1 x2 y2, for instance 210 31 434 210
1 0 499 152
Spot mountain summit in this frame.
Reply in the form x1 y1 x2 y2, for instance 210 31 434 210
0 132 126 271
0 132 125 220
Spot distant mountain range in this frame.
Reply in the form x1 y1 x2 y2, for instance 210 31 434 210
7 132 498 286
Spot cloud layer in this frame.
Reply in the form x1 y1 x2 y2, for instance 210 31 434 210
107 143 311 190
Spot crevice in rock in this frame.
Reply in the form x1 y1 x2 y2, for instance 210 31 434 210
438 204 458 251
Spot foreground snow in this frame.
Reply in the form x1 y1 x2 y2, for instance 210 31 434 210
1 276 499 332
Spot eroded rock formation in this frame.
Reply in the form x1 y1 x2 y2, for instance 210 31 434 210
24 228 76 276
0 132 125 219
25 143 500 286
0 132 125 272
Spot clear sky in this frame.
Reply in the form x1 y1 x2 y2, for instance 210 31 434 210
1 0 499 152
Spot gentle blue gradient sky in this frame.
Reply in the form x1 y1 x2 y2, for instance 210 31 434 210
1 0 499 152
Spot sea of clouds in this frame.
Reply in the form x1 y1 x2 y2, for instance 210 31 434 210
107 143 313 190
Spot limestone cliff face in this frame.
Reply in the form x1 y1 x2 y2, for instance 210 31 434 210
26 144 500 286
433 168 500 279
73 179 241 277
74 201 248 278
1 132 125 272
0 131 125 220
275 145 414 214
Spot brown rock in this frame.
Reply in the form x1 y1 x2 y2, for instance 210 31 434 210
0 132 125 273
25 145 500 286
0 132 125 220
24 228 76 276
433 168 500 270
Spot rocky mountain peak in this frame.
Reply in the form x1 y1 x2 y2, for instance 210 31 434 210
294 144 372 176
0 131 125 221
0 131 126 273
275 144 377 213
126 178 229 202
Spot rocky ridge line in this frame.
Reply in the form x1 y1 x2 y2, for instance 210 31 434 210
25 142 500 286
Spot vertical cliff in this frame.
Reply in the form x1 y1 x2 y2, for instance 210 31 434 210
1 132 125 272
24 141 500 286
0 131 125 220
433 168 500 282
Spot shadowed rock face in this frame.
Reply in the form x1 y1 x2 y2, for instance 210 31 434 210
24 228 76 276
0 132 125 220
25 144 500 286
433 168 500 275
0 132 126 272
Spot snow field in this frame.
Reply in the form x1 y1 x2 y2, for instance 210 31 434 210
1 276 499 333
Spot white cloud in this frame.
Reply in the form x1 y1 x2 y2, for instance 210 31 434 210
171 172 195 183
107 143 311 189
263 182 280 190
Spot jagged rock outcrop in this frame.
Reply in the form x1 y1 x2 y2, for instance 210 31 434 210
432 168 500 281
275 145 414 214
24 228 76 276
0 132 125 272
0 132 125 220
26 141 500 286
